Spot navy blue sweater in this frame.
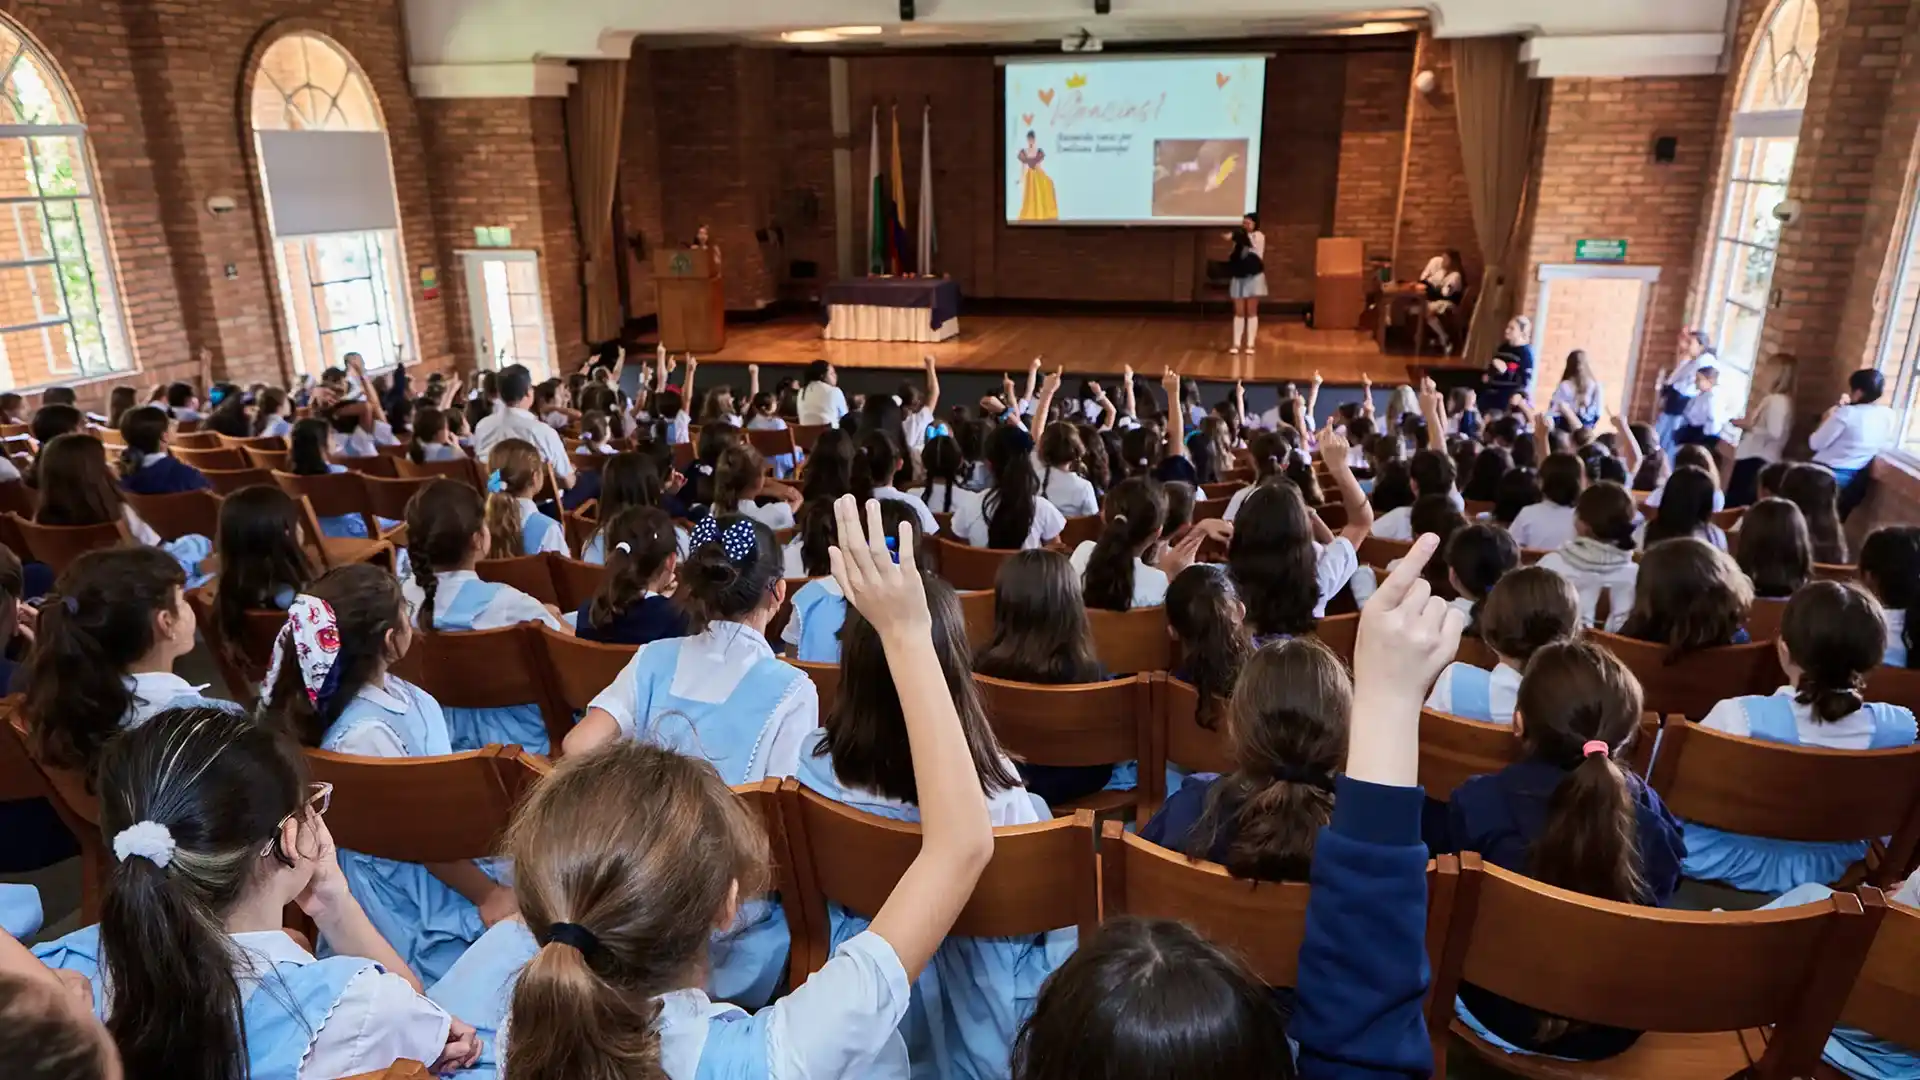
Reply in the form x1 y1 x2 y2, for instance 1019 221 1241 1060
573 594 688 647
121 455 210 496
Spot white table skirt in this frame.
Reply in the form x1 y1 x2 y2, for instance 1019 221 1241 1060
824 304 960 342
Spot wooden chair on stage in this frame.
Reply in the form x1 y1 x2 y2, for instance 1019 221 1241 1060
975 673 1153 820
1087 605 1171 675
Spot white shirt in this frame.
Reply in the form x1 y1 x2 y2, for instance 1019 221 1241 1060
231 930 450 1080
1313 537 1360 618
747 415 790 432
1036 463 1100 518
1681 384 1731 439
1644 482 1726 512
1736 393 1793 463
1424 661 1523 726
908 482 981 522
332 429 378 459
903 407 935 451
1069 540 1169 609
1537 549 1637 632
123 671 213 729
1369 489 1466 541
873 486 940 535
1223 484 1257 523
544 409 571 431
1420 256 1462 300
588 621 819 783
1810 403 1900 471
798 382 849 427
259 415 293 439
729 499 797 532
952 491 1067 550
1666 351 1715 395
1550 380 1603 423
519 498 571 556
664 410 692 446
122 506 162 548
1888 609 1908 665
1508 501 1577 552
473 405 576 479
1701 685 1892 750
401 568 567 632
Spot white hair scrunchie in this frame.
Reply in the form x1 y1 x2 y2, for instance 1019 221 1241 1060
113 821 177 869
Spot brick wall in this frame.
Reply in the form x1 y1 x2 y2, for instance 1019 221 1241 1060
1334 49 1413 266
1519 76 1724 417
1394 37 1481 282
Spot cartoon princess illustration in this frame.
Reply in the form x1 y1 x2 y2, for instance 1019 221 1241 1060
1017 130 1059 221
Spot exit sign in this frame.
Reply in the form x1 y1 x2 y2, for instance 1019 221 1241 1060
1575 239 1628 263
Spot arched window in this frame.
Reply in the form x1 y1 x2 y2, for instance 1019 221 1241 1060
0 18 133 389
1696 0 1819 407
251 33 412 376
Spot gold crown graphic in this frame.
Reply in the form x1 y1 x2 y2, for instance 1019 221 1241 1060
1065 73 1087 89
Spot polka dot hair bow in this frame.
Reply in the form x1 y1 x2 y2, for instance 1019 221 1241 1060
691 515 758 564
265 594 345 707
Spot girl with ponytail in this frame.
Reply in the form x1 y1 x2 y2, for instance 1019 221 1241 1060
1425 566 1578 726
1687 582 1918 893
484 438 567 558
261 563 518 984
1073 479 1206 611
32 707 477 1079
855 431 941 535
116 404 210 496
1166 565 1252 730
1444 523 1521 630
36 433 214 585
577 506 688 646
955 425 1065 550
1436 639 1683 1060
581 450 690 565
402 479 571 753
714 442 799 531
1141 638 1349 883
908 433 979 520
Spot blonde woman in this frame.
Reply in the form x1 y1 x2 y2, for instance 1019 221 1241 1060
1728 352 1798 507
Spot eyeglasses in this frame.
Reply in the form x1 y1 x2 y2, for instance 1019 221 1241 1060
260 782 333 859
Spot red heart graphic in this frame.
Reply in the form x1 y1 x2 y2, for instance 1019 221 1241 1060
1021 113 1034 126
1038 88 1054 105
1216 72 1230 88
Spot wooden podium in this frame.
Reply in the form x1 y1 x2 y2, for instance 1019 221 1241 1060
653 249 725 353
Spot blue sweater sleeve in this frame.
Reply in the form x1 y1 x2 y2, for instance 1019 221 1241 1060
1292 776 1433 1080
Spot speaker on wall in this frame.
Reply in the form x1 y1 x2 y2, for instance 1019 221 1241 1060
1095 0 1111 13
900 0 914 20
1652 136 1679 164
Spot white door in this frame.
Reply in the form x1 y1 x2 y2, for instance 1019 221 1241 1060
1533 264 1662 417
459 250 551 379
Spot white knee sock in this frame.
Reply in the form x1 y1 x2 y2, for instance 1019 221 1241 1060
1245 315 1260 349
1232 316 1246 347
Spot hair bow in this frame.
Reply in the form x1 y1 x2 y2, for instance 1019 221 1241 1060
925 422 951 440
265 594 344 707
486 469 507 494
690 515 758 564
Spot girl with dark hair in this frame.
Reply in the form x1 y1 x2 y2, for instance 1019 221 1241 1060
1637 464 1726 550
261 564 517 983
1510 451 1583 550
800 426 857 505
118 405 210 495
485 438 568 558
1489 465 1540 527
564 513 816 1007
402 479 570 753
1618 537 1754 661
31 707 477 1079
1073 478 1205 612
1223 429 1290 522
211 485 315 671
797 358 849 427
582 451 689 565
252 385 292 439
1426 566 1579 725
577 506 688 646
1366 459 1414 517
1141 638 1350 883
1860 525 1920 667
1443 522 1521 628
1228 430 1373 638
1035 423 1100 518
798 569 1070 1078
1433 639 1683 1060
1370 447 1458 540
1538 481 1640 631
36 433 212 585
203 384 255 439
1735 497 1813 600
1461 443 1509 504
1644 443 1723 510
712 443 798 532
406 405 464 463
1166 564 1253 729
954 425 1065 550
1778 462 1849 565
853 431 939 535
1690 582 1917 893
907 433 975 522
105 384 137 430
783 501 916 663
288 416 374 540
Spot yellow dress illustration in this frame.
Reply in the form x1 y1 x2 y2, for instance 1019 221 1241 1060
1017 135 1059 221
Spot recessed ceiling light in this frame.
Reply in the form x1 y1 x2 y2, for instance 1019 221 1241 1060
780 30 841 43
828 25 883 35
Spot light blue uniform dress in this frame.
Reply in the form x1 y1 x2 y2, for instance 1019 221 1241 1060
431 917 914 1080
1887 612 1908 667
795 732 1075 1080
782 578 847 664
1761 876 1920 1080
0 882 41 937
516 500 568 557
1423 661 1522 726
312 463 369 540
34 926 382 1080
321 677 505 986
406 571 566 754
1683 697 1918 893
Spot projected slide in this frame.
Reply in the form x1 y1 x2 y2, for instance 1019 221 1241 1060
1004 56 1266 226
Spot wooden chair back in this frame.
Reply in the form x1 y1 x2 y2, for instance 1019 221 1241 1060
784 659 840 705
336 454 399 478
745 426 798 460
393 456 482 489
0 480 36 519
931 535 1018 591
305 745 548 863
780 783 1098 976
1418 709 1521 800
242 446 290 471
1087 605 1171 674
1142 676 1232 817
184 586 287 707
170 428 217 447
792 423 830 452
273 471 375 537
1586 631 1776 720
537 626 636 714
360 474 434 526
563 509 599 555
172 445 246 471
1452 635 1497 670
475 554 560 607
212 433 286 451
390 626 567 751
1814 563 1859 583
958 588 995 653
1358 535 1415 568
549 555 606 612
1429 854 1880 1079
1744 597 1789 643
123 489 221 542
8 512 129 576
1649 720 1920 887
1867 663 1920 716
733 779 814 992
1308 612 1360 669
1829 890 1920 1062
975 673 1152 815
200 466 277 496
1199 480 1242 500
1098 820 1310 984
7 709 108 920
1058 514 1103 550
1191 496 1230 523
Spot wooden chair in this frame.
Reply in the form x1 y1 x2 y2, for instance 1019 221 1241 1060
1463 499 1496 519
184 586 286 707
1429 853 1880 1080
784 659 841 705
1712 506 1747 532
393 456 482 489
0 480 36 520
734 778 815 992
305 744 548 864
390 625 569 753
780 782 1098 976
958 588 995 653
7 513 129 576
336 454 399 478
360 474 435 529
1098 819 1311 984
1058 514 1103 550
1812 889 1920 1080
1199 480 1243 500
274 470 377 539
974 673 1153 817
476 554 560 607
201 466 277 496
1419 708 1523 801
792 423 830 453
212 433 286 451
1649 719 1920 889
340 1063 432 1080
1867 664 1920 716
6 709 107 921
746 426 798 461
536 626 635 719
1743 597 1789 643
1140 675 1232 818
1358 534 1415 568
1814 563 1859 583
1191 496 1230 523
1314 500 1349 532
549 555 606 612
287 493 394 572
171 445 246 471
170 428 217 447
1308 612 1360 669
1585 631 1776 720
930 535 1018 591
1087 605 1171 674
243 446 290 471
123 489 221 542
1453 635 1498 670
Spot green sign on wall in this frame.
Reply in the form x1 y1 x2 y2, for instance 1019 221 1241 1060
1574 238 1629 263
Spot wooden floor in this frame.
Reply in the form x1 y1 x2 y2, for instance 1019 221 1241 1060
701 311 1470 385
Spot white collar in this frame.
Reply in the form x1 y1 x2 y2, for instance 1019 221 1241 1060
518 497 541 516
354 677 412 715
656 987 744 1077
125 670 207 701
140 451 168 468
436 569 480 585
231 929 316 970
699 620 774 657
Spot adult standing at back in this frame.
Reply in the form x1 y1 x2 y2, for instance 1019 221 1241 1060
1810 368 1901 519
1655 329 1715 456
798 360 850 428
472 364 574 491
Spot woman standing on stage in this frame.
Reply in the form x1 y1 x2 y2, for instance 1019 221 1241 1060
690 223 722 269
1227 212 1266 355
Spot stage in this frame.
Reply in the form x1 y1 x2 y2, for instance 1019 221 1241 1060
694 309 1473 386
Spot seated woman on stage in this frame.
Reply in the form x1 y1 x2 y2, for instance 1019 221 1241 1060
1420 249 1465 354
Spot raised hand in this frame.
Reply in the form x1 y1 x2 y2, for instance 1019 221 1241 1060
1160 367 1181 402
829 496 930 642
1312 369 1324 388
1317 428 1351 467
1348 533 1467 788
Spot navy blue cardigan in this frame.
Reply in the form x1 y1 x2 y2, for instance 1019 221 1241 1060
121 455 210 496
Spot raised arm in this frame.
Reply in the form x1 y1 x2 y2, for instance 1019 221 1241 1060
1032 368 1063 443
1093 384 1117 431
830 497 993 978
1234 379 1247 434
1022 357 1040 412
1610 412 1643 476
351 355 387 426
747 364 761 406
681 354 698 406
1160 367 1188 462
1319 428 1374 547
922 354 941 415
1419 378 1446 453
1360 373 1376 418
1306 370 1323 431
1121 364 1138 424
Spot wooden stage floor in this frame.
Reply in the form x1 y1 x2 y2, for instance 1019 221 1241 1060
698 311 1464 385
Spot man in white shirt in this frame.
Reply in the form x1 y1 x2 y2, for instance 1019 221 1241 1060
1675 365 1732 451
1810 368 1900 517
472 364 574 490
1655 329 1715 456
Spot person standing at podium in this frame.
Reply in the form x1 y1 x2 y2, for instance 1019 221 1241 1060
689 224 722 269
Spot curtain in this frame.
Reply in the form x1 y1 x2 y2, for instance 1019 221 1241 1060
567 60 629 345
1451 37 1542 368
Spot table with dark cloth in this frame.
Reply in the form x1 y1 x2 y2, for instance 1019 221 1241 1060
821 277 962 342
